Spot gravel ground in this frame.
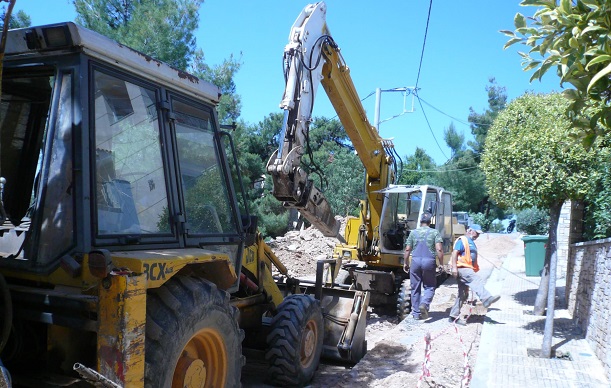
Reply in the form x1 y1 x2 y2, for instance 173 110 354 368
243 231 520 387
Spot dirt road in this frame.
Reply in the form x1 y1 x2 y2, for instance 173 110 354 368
242 232 521 387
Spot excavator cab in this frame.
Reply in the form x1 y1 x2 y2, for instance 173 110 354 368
336 185 454 312
376 185 453 259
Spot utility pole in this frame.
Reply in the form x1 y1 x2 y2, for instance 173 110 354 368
373 86 418 131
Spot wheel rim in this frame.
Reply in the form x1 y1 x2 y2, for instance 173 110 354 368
300 319 318 368
172 328 227 388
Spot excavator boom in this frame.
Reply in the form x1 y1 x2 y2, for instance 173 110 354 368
267 2 398 238
269 2 458 315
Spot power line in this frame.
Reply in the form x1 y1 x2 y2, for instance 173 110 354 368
402 165 479 173
415 91 449 160
327 90 376 121
418 97 493 129
411 0 449 161
417 97 472 127
415 0 434 90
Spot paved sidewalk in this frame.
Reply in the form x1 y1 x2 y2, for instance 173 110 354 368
471 242 609 388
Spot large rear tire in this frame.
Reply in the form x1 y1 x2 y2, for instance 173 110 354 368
266 294 323 387
144 276 244 388
396 278 412 321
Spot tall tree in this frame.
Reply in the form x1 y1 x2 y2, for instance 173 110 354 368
424 121 488 215
232 114 365 237
431 151 486 214
228 114 283 232
481 92 598 357
233 113 283 201
0 8 29 29
444 122 465 159
398 147 435 185
503 0 611 145
74 0 203 70
468 78 507 161
308 118 364 218
190 49 242 125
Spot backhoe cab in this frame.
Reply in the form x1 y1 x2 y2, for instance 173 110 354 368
0 22 368 387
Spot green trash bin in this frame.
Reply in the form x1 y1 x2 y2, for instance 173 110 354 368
522 235 548 277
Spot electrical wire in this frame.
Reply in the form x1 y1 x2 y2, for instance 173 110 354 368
415 0 434 90
417 97 492 130
417 97 473 128
415 92 449 160
402 165 479 173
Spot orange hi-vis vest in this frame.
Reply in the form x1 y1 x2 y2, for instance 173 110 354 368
456 236 480 272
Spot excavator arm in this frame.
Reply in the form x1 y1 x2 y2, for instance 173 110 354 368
266 1 396 238
266 2 340 237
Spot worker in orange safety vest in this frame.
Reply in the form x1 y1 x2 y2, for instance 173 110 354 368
449 224 500 325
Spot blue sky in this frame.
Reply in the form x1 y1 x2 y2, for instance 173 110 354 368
14 0 561 164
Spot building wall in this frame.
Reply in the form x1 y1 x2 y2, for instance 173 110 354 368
566 238 611 381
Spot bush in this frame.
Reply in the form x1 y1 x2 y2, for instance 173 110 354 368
516 207 549 235
489 220 505 233
470 212 495 232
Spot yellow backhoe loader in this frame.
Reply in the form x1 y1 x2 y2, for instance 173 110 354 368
0 21 368 387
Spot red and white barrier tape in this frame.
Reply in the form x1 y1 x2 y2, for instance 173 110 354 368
417 292 475 388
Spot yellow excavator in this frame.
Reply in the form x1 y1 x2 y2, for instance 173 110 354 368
267 1 459 320
0 19 368 387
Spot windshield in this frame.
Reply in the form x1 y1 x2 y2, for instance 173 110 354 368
380 191 422 251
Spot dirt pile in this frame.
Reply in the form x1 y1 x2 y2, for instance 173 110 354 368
475 233 518 267
266 217 346 278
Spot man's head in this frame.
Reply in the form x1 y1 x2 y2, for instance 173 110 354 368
468 224 484 240
420 212 432 225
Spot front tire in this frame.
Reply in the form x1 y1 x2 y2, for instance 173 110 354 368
396 278 411 321
144 276 244 388
266 294 324 387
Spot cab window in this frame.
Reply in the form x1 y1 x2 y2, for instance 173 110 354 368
171 99 238 236
93 70 171 236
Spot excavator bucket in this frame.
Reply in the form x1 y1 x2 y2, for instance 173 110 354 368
305 259 370 363
320 288 369 362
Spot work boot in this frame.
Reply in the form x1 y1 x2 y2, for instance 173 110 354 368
483 295 501 308
419 304 429 320
449 316 467 326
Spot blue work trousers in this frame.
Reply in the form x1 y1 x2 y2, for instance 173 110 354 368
410 256 437 318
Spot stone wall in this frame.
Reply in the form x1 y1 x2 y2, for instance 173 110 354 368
566 238 611 381
556 201 584 279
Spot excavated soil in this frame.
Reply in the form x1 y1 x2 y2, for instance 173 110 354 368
265 216 348 279
247 221 521 387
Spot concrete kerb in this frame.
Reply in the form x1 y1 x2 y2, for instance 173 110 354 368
469 257 504 388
